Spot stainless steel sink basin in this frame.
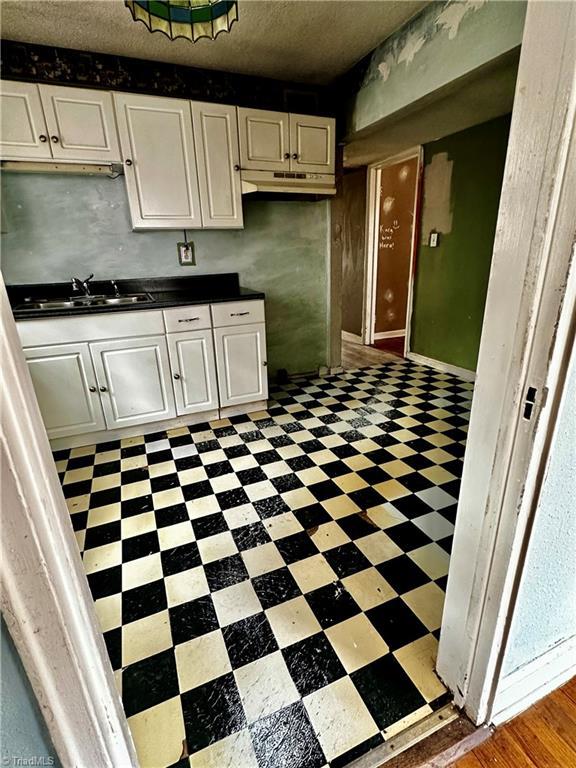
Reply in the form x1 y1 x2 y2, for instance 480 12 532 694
15 293 154 311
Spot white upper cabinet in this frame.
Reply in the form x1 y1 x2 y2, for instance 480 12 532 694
289 113 335 174
113 93 203 230
238 108 290 172
0 81 52 160
192 102 243 229
24 342 105 439
39 85 120 162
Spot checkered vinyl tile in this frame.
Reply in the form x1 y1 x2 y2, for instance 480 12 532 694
55 360 472 768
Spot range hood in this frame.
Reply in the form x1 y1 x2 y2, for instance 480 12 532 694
241 169 336 196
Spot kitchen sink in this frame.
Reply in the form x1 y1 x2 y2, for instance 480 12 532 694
15 293 154 311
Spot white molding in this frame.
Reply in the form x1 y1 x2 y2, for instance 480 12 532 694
0 277 138 768
407 352 476 382
404 146 424 357
437 0 576 725
49 409 220 450
374 329 405 340
341 330 363 344
219 399 268 419
491 635 576 726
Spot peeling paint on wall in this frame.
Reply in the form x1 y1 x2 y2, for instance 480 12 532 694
420 152 454 240
436 0 486 41
347 0 525 137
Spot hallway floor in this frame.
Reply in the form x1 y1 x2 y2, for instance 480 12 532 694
55 360 472 768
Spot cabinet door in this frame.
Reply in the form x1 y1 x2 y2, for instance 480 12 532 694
289 114 335 174
192 102 243 229
113 93 202 229
0 81 52 160
238 108 290 172
167 330 218 415
213 323 268 407
91 335 176 429
24 343 105 439
39 85 120 162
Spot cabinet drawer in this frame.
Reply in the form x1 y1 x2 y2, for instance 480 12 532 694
163 305 211 332
211 300 265 328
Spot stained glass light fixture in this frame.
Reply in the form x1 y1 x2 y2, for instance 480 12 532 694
125 0 238 42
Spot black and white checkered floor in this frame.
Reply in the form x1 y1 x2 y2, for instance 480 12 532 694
55 360 472 768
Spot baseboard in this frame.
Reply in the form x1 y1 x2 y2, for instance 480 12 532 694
374 329 405 340
50 409 221 449
406 352 476 382
219 400 268 419
341 330 363 344
491 634 576 726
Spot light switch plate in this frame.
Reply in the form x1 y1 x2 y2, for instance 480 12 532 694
429 231 439 247
178 241 195 265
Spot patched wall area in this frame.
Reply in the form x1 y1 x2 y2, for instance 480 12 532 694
410 115 511 372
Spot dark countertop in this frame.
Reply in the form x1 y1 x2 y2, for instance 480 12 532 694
8 274 265 320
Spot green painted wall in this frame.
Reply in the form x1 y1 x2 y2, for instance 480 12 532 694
1 618 60 767
0 174 329 376
348 0 525 136
411 115 511 371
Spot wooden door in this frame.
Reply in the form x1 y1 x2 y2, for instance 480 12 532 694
39 85 121 162
167 330 219 415
113 93 203 229
374 155 420 336
192 102 243 228
24 343 105 438
213 323 268 407
0 81 52 160
90 335 176 428
289 114 335 174
238 108 290 172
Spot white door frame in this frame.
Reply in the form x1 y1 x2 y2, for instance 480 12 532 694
0 278 138 768
0 4 573 763
362 145 423 349
437 0 576 725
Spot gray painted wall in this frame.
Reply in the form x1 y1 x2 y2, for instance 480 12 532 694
0 172 329 376
1 618 60 766
501 349 576 676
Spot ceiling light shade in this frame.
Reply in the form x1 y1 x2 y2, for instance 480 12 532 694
125 0 238 42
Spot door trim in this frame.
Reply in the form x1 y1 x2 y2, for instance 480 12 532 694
437 0 576 725
363 146 423 347
0 276 137 768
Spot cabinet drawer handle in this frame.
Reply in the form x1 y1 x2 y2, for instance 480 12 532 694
51 135 59 144
231 311 250 317
177 317 200 323
284 153 290 159
99 385 108 392
234 164 240 171
39 134 47 143
263 361 268 367
292 153 298 159
173 373 181 380
125 159 133 166
89 385 97 392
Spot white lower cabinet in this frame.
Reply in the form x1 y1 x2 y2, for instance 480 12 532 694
23 343 105 438
213 323 268 407
90 335 176 429
167 330 218 416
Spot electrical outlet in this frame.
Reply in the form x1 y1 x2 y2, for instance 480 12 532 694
178 241 195 266
429 231 439 248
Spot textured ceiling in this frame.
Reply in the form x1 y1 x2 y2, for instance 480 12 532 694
0 0 428 84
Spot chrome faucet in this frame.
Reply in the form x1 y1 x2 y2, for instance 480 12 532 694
71 274 94 296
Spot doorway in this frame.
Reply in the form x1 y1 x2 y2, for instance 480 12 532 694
365 149 422 358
